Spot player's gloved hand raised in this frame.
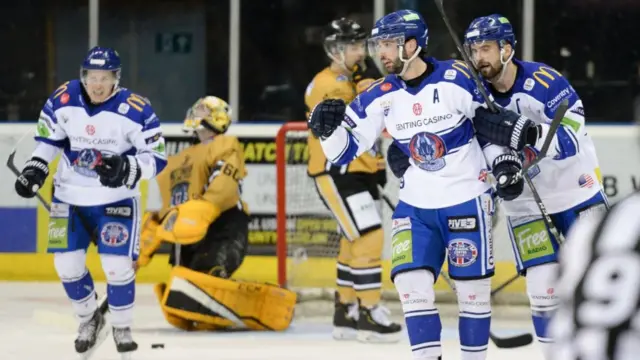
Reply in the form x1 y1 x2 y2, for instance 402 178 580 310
492 153 524 201
95 154 142 189
387 141 410 178
14 157 49 198
308 99 346 139
474 106 541 151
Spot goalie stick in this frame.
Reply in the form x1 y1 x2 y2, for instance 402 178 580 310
433 0 568 245
7 148 111 359
378 186 533 348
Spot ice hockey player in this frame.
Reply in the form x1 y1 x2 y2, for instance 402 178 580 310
13 47 167 358
386 14 609 358
309 10 524 360
550 191 639 360
305 17 402 343
465 15 608 357
136 96 297 332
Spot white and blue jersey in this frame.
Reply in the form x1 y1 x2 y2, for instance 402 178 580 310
322 58 507 210
33 80 167 206
493 59 604 216
491 60 608 272
320 58 510 280
33 80 167 259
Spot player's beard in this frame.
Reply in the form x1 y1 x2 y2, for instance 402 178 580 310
477 61 503 81
382 50 407 75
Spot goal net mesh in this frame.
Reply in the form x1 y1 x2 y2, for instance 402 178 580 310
275 122 528 309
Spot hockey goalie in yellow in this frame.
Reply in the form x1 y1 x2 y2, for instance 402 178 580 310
136 96 296 331
305 18 402 343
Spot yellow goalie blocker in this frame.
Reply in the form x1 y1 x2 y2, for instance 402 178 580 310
138 96 296 331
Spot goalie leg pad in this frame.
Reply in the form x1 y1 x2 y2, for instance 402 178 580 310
159 266 296 331
350 228 383 308
336 237 357 304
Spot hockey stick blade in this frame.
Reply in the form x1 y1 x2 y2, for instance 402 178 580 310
8 148 111 313
490 332 534 349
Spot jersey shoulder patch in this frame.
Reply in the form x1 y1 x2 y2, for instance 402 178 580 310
113 88 155 125
518 60 564 90
49 80 83 109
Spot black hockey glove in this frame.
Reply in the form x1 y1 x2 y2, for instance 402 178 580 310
95 154 142 189
492 154 524 201
387 141 411 178
352 57 383 89
308 99 346 139
474 106 542 151
15 157 49 198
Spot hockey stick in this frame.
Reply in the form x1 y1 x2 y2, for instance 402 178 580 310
433 0 567 246
6 149 110 316
378 186 533 348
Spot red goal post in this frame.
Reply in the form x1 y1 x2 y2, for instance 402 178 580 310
274 121 527 306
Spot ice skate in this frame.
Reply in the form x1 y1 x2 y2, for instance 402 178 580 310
113 326 138 359
332 293 359 340
75 310 110 359
356 304 402 343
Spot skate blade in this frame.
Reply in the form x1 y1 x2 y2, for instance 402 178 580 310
356 330 402 344
79 326 111 360
119 351 134 360
332 326 357 341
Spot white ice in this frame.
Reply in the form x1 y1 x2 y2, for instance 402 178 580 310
0 282 545 360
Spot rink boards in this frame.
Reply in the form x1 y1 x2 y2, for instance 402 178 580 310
0 123 637 295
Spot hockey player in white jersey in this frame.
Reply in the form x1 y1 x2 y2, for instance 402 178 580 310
385 14 608 358
14 47 167 357
308 10 525 360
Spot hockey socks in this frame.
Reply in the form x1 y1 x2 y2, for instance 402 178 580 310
61 268 98 322
455 279 491 360
101 255 136 328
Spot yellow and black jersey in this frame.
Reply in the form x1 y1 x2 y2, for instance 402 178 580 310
156 135 249 219
305 67 385 177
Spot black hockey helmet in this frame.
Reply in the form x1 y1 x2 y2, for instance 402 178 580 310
323 18 368 46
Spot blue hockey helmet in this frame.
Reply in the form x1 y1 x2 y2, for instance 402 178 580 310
80 46 122 101
368 10 428 76
464 15 517 79
464 14 516 49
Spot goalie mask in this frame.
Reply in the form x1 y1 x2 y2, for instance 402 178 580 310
183 96 234 135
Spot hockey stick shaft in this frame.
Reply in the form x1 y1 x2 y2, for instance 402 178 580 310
434 0 566 245
6 149 110 314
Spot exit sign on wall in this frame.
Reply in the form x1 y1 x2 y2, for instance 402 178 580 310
155 32 193 54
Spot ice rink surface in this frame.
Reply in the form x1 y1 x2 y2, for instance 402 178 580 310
0 282 544 360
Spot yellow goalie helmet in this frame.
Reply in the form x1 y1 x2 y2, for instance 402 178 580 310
183 96 233 135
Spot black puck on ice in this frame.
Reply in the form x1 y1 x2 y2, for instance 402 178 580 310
151 343 165 349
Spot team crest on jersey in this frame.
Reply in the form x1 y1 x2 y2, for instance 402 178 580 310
100 222 130 247
118 103 130 114
524 78 535 91
72 149 103 178
409 132 446 171
448 239 478 267
171 183 189 206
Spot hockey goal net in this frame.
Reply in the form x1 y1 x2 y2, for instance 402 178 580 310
275 122 527 307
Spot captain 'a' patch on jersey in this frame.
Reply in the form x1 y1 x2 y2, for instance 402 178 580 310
551 192 640 360
327 58 499 209
155 134 248 218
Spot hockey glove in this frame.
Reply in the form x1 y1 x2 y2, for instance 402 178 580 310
492 154 524 201
352 57 383 93
308 99 346 139
15 157 49 198
387 141 411 178
474 106 541 151
95 154 142 189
